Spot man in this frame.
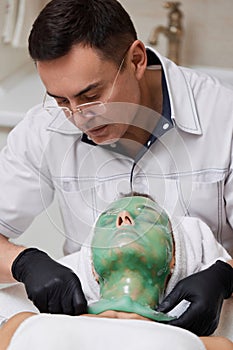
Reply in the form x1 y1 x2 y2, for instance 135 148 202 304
0 0 232 336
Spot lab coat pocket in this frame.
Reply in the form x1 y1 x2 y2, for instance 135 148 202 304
185 177 225 240
54 177 122 251
55 178 98 248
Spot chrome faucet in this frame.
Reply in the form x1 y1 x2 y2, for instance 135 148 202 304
149 2 183 65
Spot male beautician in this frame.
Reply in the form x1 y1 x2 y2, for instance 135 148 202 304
0 0 232 337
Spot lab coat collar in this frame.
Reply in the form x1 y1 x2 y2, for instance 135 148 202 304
47 47 202 136
46 110 82 135
148 47 202 135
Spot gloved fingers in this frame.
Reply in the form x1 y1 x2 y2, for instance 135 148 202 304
72 289 88 315
156 286 188 313
70 276 88 315
60 285 87 316
57 295 86 316
47 297 64 314
45 293 83 315
29 292 49 313
60 296 87 316
42 292 83 315
164 303 218 336
165 302 200 328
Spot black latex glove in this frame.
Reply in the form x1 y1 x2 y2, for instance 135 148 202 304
12 248 87 315
157 260 233 336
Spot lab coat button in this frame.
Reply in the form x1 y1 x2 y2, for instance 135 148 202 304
163 123 170 130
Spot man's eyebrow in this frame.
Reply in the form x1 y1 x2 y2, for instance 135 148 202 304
46 82 100 99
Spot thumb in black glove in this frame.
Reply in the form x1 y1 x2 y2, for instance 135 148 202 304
12 248 87 315
156 260 233 336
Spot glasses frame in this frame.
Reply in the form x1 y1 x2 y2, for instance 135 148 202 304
43 45 131 119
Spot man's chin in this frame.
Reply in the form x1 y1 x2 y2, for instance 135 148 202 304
88 135 120 146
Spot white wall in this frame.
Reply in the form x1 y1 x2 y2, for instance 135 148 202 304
0 0 49 81
120 0 233 68
0 1 29 81
0 0 232 82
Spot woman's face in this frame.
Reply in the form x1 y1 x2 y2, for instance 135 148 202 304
91 196 173 283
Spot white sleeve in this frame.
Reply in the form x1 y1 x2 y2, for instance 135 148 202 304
198 218 232 267
0 110 54 238
181 217 231 273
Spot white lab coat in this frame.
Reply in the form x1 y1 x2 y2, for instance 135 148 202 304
0 48 233 254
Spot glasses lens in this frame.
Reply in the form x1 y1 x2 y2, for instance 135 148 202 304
78 102 106 118
44 106 71 118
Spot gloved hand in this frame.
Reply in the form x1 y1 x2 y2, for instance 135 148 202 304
11 248 87 315
157 260 233 336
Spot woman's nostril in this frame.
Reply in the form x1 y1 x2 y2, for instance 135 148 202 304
118 217 123 226
125 216 132 224
117 212 134 226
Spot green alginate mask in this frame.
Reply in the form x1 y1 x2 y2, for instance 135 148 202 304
88 196 176 322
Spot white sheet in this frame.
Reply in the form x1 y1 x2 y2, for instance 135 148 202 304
1 283 232 342
7 314 206 350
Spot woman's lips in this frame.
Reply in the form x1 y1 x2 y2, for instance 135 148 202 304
110 228 141 246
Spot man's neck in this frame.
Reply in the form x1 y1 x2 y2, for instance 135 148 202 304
119 68 163 158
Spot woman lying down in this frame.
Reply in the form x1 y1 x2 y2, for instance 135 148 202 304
0 194 233 350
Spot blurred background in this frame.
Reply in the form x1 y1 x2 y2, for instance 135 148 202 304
0 0 232 259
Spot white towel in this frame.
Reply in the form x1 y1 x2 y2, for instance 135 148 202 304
2 0 49 48
167 216 231 294
165 216 231 317
2 0 19 44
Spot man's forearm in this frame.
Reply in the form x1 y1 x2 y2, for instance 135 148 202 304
0 234 26 283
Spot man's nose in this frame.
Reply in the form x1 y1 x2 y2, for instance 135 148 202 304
116 211 135 227
71 107 87 129
67 101 77 115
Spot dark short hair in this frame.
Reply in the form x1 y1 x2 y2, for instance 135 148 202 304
120 192 155 202
28 0 137 65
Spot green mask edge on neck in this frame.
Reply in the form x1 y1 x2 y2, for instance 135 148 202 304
88 296 176 322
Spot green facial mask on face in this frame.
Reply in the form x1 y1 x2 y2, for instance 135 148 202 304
88 196 176 322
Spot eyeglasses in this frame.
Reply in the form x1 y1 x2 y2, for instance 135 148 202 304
43 48 129 120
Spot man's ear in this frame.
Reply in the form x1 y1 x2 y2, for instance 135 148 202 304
128 40 147 80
